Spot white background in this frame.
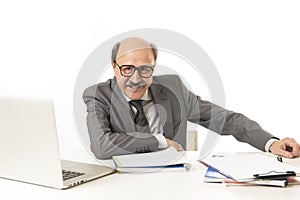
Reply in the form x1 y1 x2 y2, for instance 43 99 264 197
1 0 300 157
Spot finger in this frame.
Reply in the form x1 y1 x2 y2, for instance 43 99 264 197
283 138 300 157
274 148 293 159
177 144 184 151
175 144 181 151
288 143 299 157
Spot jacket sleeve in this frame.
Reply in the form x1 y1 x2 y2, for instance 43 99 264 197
82 86 159 159
175 75 275 152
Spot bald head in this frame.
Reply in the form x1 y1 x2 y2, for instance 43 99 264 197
111 37 157 63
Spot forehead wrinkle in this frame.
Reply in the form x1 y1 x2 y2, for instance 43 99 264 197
117 50 154 65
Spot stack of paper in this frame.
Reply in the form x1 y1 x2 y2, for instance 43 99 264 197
112 147 191 173
204 166 288 187
200 153 300 187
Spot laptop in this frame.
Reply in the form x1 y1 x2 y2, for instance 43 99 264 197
0 96 116 189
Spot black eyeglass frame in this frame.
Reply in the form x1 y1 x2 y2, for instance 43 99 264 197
114 61 155 78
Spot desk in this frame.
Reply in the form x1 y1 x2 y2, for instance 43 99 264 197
1 150 300 200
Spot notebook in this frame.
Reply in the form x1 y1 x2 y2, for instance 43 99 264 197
0 96 116 189
112 147 191 173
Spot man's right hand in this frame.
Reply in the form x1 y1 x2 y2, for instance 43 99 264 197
269 137 300 158
166 138 184 151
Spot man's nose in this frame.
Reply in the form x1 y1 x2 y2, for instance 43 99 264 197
129 69 142 83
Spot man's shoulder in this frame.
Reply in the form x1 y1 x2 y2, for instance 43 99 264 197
83 78 114 98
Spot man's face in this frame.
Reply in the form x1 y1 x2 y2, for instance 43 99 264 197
113 48 155 100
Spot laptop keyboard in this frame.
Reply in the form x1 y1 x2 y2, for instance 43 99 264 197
62 170 85 181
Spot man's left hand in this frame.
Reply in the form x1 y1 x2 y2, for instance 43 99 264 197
269 137 300 158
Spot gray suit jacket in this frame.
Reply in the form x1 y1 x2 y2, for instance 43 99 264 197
83 75 275 159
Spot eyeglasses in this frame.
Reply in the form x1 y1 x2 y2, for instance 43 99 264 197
114 61 155 78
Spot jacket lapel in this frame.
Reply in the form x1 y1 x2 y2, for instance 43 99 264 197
150 83 174 138
110 78 136 132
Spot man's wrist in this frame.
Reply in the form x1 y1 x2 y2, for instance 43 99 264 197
153 134 168 149
265 138 279 152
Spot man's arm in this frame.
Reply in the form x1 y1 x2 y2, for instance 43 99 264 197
191 96 300 157
171 75 275 152
83 86 159 159
174 75 299 157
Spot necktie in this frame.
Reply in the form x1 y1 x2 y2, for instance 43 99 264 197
129 100 150 132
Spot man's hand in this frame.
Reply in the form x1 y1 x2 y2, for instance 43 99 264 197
269 137 300 158
166 138 184 151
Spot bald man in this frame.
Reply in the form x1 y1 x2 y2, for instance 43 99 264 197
83 37 300 159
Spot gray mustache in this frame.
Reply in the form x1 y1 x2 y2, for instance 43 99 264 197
125 81 146 87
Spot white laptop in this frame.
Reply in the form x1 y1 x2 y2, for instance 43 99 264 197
0 96 116 189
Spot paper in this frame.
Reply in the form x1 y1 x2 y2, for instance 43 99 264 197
223 179 287 187
200 153 299 181
203 165 288 187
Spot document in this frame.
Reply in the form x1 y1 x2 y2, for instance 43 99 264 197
200 153 299 181
204 165 288 187
112 147 190 173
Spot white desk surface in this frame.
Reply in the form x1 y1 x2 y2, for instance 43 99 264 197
1 148 300 200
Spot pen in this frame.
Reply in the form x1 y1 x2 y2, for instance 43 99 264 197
253 171 296 179
286 146 293 152
276 156 283 162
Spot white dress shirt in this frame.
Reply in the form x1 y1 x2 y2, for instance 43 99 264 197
123 90 168 149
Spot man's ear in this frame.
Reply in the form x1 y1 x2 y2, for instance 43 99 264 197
112 62 119 76
111 61 116 68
